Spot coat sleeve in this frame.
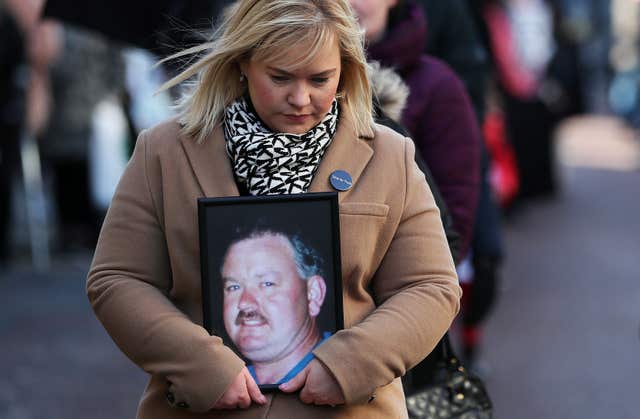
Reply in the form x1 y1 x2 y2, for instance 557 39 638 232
313 138 461 404
86 131 244 412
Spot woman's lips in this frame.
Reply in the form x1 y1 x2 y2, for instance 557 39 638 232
284 114 311 123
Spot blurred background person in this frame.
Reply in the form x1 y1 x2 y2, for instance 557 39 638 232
609 0 640 127
0 0 60 266
0 0 28 266
349 0 483 395
352 0 509 382
478 0 587 206
2 0 178 263
37 26 126 251
416 0 507 371
351 0 481 263
41 0 228 77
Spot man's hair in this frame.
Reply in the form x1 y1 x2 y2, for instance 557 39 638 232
284 233 326 279
226 226 326 280
159 0 375 143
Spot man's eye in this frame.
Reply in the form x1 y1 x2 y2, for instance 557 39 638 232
225 284 241 292
261 281 275 287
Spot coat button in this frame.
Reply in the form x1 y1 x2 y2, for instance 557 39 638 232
165 391 175 404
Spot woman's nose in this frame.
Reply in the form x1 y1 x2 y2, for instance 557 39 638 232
287 82 311 108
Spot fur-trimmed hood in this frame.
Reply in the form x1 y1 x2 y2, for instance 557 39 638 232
368 60 409 123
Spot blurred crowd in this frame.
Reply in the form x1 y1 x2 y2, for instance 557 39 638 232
0 0 636 394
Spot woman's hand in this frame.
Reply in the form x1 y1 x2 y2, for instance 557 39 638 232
279 359 345 406
212 367 266 410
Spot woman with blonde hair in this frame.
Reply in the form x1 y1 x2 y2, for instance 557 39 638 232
87 0 461 417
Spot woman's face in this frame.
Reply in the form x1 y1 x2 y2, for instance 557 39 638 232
349 0 398 43
240 33 342 134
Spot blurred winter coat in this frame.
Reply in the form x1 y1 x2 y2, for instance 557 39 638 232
367 0 481 260
42 0 222 53
38 26 125 160
370 62 461 261
0 5 25 127
0 5 26 261
418 0 490 119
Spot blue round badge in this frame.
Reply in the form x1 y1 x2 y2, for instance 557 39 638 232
329 170 353 191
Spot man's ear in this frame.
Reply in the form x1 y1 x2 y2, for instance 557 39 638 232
306 275 327 317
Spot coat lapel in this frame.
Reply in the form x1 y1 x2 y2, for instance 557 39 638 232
179 127 239 198
180 117 374 200
309 118 374 202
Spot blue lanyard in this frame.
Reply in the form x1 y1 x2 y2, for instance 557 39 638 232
248 331 332 385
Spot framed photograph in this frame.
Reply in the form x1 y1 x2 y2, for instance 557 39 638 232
198 192 343 391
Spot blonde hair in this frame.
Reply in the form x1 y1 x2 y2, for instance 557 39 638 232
159 0 375 143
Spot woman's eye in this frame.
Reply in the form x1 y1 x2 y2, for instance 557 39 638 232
270 75 289 83
311 77 329 85
261 281 275 287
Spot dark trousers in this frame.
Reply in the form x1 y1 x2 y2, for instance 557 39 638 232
49 158 102 250
503 95 558 200
0 124 21 261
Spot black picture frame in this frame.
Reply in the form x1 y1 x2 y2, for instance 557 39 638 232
198 192 343 391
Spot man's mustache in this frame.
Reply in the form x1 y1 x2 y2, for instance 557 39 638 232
235 309 268 325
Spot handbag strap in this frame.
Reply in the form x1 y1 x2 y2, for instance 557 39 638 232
440 332 456 360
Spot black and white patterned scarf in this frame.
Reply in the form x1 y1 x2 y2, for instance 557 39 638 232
223 97 339 195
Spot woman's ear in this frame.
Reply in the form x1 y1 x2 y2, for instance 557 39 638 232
306 275 327 317
239 60 249 76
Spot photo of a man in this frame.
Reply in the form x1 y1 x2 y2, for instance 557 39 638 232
220 228 330 385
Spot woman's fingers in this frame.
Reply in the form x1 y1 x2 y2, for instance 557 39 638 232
298 360 345 406
212 367 257 410
244 369 267 405
235 391 252 409
278 365 309 393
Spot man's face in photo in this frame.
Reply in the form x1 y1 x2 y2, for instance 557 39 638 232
221 233 323 363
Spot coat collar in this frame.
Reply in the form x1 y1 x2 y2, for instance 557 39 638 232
179 116 374 202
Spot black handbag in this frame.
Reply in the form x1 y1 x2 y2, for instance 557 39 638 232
405 334 493 419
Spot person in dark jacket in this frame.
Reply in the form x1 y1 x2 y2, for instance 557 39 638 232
419 0 506 369
418 0 490 120
350 0 482 396
0 1 26 264
369 61 461 262
350 0 481 262
42 0 218 52
1 0 59 264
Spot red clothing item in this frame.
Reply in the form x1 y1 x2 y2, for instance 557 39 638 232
483 110 520 208
483 2 539 99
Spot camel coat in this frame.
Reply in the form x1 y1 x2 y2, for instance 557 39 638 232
87 115 461 418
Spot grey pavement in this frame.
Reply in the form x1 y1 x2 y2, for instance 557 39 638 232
1 118 639 419
0 257 146 419
479 163 640 419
